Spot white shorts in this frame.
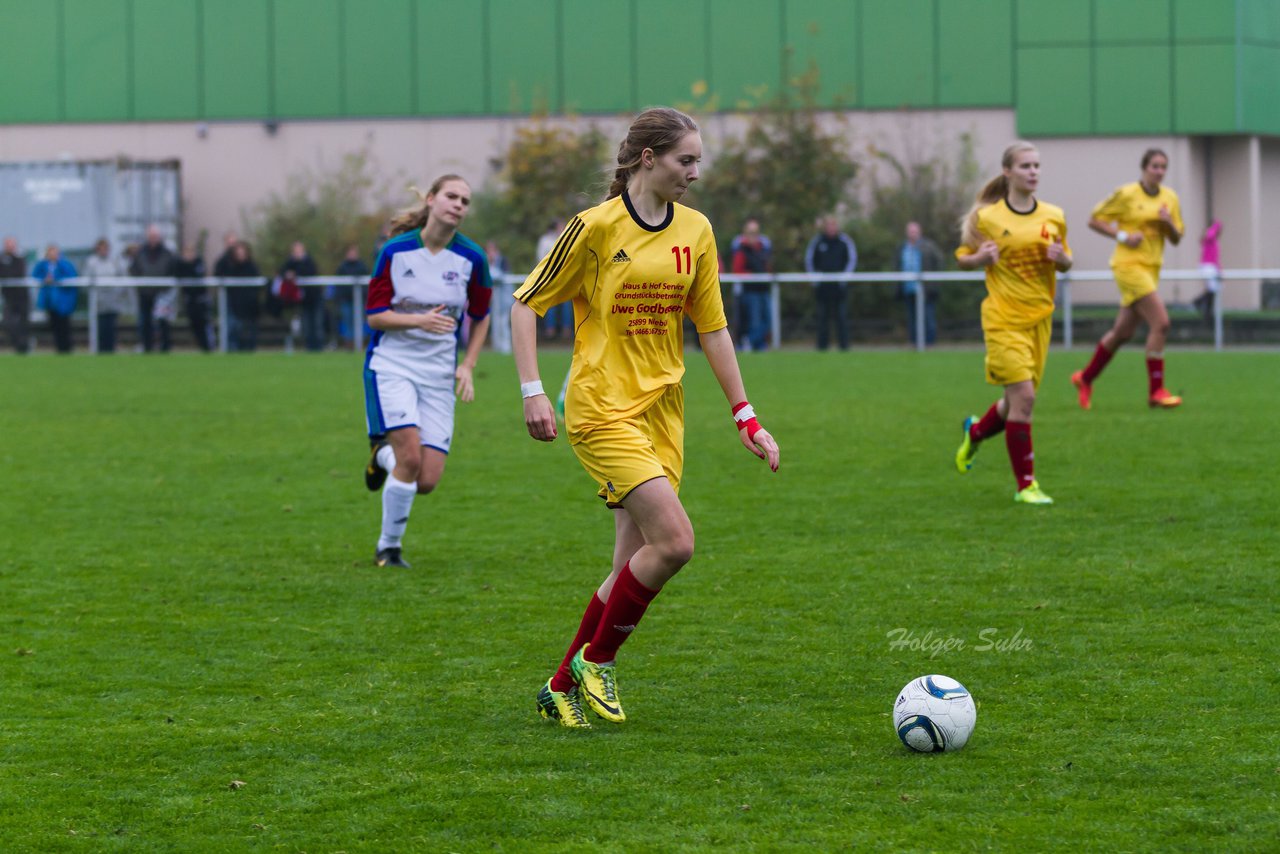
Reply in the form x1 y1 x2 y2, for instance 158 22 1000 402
1199 262 1221 294
363 367 454 453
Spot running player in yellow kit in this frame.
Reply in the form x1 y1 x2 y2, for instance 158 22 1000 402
954 142 1072 505
1072 148 1184 409
511 107 781 728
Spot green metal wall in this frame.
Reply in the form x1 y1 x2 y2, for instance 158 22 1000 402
0 0 1275 135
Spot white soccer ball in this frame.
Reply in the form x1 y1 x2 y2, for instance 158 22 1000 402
893 674 977 753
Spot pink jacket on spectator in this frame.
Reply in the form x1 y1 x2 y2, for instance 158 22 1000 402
1200 220 1222 268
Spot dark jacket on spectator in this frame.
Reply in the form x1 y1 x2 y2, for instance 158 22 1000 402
731 237 772 294
280 254 321 307
221 257 262 317
129 242 176 295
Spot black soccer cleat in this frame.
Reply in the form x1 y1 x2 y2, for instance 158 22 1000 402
365 438 390 492
375 547 411 569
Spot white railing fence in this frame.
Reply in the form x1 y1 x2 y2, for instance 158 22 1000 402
3 269 1277 353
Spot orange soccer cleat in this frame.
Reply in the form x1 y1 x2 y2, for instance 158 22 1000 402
1070 371 1092 410
1149 388 1183 409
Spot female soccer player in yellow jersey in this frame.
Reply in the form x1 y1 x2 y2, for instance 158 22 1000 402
511 107 781 728
953 142 1072 505
1072 148 1184 409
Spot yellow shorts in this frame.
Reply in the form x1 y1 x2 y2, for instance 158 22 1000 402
984 317 1051 389
1113 264 1159 306
569 384 684 507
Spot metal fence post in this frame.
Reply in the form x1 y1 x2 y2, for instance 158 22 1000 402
770 278 781 349
1213 290 1223 351
1062 276 1073 349
354 284 365 352
88 283 99 354
217 283 229 353
914 286 925 353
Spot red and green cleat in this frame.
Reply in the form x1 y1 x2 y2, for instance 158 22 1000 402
536 679 591 729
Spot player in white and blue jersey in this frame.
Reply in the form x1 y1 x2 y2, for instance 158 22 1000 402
362 175 492 568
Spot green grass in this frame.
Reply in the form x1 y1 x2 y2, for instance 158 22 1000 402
1 347 1276 851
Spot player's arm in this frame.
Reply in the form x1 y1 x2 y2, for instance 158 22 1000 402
512 300 555 442
367 306 456 333
699 326 779 472
510 217 588 442
1088 216 1143 248
1157 202 1184 245
1047 217 1073 273
955 242 999 269
1089 189 1142 247
455 314 489 403
456 266 495 403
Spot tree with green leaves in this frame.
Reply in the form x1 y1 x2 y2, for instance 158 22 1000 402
466 121 609 271
242 150 394 274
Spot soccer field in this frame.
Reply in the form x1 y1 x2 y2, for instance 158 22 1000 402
1 348 1275 851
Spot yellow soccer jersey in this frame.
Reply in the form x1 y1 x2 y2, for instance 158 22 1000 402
956 198 1069 329
1092 182 1183 269
514 193 728 432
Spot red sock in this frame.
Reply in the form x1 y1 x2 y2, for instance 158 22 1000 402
970 401 1005 443
1146 357 1164 396
1005 421 1035 490
549 592 606 693
1080 343 1115 384
585 562 659 663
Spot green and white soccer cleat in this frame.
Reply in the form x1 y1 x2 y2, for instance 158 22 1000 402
536 679 591 729
1014 480 1054 505
955 415 980 473
570 644 625 723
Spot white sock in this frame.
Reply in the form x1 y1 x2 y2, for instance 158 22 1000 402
378 476 417 551
376 444 396 472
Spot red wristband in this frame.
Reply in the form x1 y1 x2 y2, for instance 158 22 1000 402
732 401 761 441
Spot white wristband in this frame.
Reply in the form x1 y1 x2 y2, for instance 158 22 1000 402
520 380 545 399
1115 230 1128 244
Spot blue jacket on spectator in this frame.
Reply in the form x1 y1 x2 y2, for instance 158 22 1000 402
32 257 79 316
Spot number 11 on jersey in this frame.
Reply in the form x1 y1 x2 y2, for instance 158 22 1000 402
671 245 691 274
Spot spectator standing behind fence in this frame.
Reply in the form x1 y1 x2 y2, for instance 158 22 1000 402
805 215 857 351
1193 219 1222 326
536 220 573 341
33 244 78 355
1 237 30 354
130 225 176 353
896 221 945 347
333 245 369 350
84 238 132 353
732 219 773 351
221 241 262 352
486 240 512 353
176 242 212 352
279 241 321 351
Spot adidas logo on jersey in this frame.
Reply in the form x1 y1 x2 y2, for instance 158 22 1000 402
1001 229 1011 237
403 268 416 277
611 249 631 263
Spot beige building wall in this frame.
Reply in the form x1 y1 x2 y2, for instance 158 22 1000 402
1261 139 1280 294
0 112 1272 308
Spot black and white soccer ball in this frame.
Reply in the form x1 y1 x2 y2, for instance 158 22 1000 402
893 675 977 753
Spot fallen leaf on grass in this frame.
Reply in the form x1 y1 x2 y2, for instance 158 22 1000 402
229 780 247 790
